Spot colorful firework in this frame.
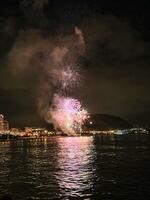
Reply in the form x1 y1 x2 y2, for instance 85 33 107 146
50 95 89 135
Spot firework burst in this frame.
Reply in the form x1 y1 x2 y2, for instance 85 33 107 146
50 95 88 135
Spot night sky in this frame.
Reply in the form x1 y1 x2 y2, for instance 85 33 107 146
0 0 150 127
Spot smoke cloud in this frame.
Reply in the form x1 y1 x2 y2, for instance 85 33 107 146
8 27 87 133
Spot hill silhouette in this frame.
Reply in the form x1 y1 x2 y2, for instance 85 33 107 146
84 114 132 130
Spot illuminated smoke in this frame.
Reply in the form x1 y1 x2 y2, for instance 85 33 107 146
75 27 85 52
49 46 82 91
8 27 88 134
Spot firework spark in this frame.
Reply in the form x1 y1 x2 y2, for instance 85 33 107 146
50 65 81 91
50 95 88 135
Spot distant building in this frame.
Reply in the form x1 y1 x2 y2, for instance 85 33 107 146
0 114 9 131
25 127 47 137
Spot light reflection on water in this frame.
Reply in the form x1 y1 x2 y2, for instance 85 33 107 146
0 135 150 199
56 137 95 198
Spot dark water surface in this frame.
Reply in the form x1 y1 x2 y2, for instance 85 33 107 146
0 135 150 200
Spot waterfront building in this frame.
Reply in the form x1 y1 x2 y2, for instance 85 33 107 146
0 114 9 131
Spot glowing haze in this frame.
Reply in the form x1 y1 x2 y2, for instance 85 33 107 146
8 26 88 135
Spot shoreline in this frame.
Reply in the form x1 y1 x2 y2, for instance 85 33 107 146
0 133 150 142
